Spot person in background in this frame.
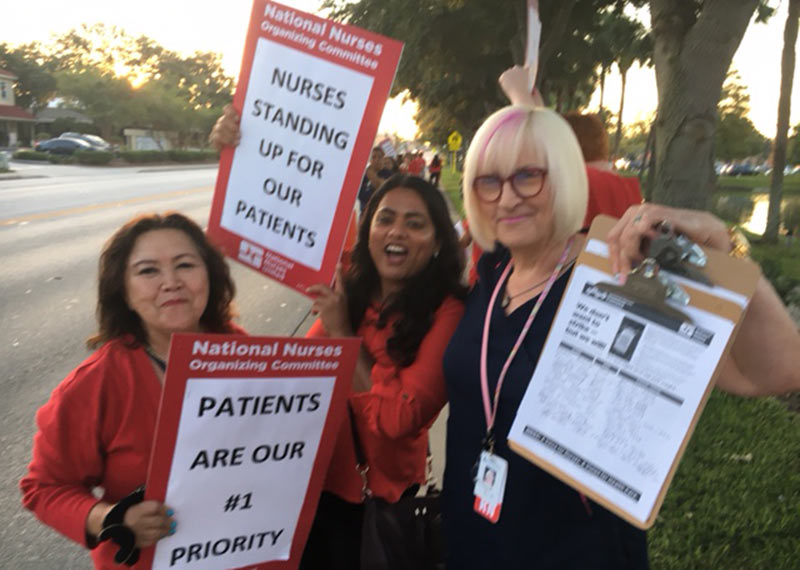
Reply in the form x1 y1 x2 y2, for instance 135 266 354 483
379 155 397 178
304 174 467 569
562 111 643 226
408 151 427 177
429 154 443 187
359 146 389 215
20 213 242 569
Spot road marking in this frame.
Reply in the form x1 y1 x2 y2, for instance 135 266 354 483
0 186 212 226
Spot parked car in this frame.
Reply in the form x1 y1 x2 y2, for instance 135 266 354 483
35 137 94 155
58 132 112 151
726 164 758 176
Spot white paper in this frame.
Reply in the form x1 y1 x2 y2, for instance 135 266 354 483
221 37 374 270
508 264 735 525
526 0 541 92
152 376 335 569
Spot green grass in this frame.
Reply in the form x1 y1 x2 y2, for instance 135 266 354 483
649 391 800 570
717 174 800 193
441 166 464 216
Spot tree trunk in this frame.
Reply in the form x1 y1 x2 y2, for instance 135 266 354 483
599 66 607 113
650 0 759 209
765 0 800 242
612 68 628 162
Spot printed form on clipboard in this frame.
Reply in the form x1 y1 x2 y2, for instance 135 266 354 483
507 215 761 529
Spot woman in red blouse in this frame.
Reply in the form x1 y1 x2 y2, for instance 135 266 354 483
20 213 240 569
304 174 467 569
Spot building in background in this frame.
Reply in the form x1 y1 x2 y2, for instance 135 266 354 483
0 68 36 147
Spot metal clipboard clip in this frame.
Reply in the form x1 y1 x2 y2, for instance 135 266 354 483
596 223 713 325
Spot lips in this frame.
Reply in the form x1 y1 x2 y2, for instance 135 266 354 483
384 243 408 265
161 299 188 308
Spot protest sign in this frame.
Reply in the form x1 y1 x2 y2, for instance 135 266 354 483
141 334 360 570
208 0 403 294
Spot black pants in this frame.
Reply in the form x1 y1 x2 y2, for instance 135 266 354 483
430 172 441 187
300 492 364 570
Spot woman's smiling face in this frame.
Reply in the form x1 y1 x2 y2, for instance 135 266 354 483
368 186 439 298
477 145 555 251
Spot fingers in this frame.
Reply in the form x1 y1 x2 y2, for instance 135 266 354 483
332 263 344 292
124 501 176 547
606 205 660 280
209 104 241 150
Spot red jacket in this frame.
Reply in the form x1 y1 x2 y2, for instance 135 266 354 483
307 296 464 503
583 166 643 228
21 327 245 569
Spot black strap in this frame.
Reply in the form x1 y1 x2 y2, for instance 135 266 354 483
96 486 145 566
145 347 167 372
348 404 367 466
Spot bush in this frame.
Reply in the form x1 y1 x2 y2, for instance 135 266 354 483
13 150 50 161
167 149 219 162
118 150 168 163
46 154 75 165
75 151 113 165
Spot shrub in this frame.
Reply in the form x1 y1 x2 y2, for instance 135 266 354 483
118 150 168 163
46 154 75 165
167 149 219 162
75 151 113 165
13 150 50 161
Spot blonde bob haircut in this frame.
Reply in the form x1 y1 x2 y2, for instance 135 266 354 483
463 105 588 252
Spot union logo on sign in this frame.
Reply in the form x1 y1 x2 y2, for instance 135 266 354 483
238 240 265 269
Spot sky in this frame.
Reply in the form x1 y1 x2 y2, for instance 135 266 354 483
1 0 797 140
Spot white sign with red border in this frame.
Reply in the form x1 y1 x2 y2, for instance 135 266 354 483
208 0 403 295
141 334 359 570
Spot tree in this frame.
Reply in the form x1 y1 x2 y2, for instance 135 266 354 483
609 15 652 160
322 0 646 143
55 68 138 140
648 0 773 209
715 72 768 162
0 42 57 111
765 0 800 242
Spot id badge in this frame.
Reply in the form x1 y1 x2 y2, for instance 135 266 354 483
473 450 508 523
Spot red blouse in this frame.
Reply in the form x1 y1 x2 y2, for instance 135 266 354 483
307 296 464 503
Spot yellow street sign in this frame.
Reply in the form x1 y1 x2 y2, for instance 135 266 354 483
448 130 462 151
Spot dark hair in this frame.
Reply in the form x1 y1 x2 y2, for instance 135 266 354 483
345 174 467 366
87 212 236 349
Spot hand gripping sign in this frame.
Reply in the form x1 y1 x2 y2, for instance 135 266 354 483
141 334 360 570
208 0 403 295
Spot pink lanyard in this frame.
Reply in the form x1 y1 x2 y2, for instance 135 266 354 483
479 237 574 451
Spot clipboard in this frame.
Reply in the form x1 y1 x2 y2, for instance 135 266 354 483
507 215 760 529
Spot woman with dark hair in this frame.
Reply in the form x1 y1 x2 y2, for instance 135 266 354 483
302 173 467 569
21 213 242 569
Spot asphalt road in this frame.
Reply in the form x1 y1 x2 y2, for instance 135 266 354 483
1 161 414 569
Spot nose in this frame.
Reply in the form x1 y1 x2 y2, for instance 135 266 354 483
496 178 521 209
386 220 407 239
160 268 183 291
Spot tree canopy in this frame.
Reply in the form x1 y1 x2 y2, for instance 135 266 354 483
0 24 233 147
322 0 647 144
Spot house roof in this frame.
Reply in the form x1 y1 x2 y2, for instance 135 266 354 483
0 104 36 121
0 68 17 80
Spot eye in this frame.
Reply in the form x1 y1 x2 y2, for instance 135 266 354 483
177 261 197 270
374 212 394 225
406 217 429 230
136 266 158 276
